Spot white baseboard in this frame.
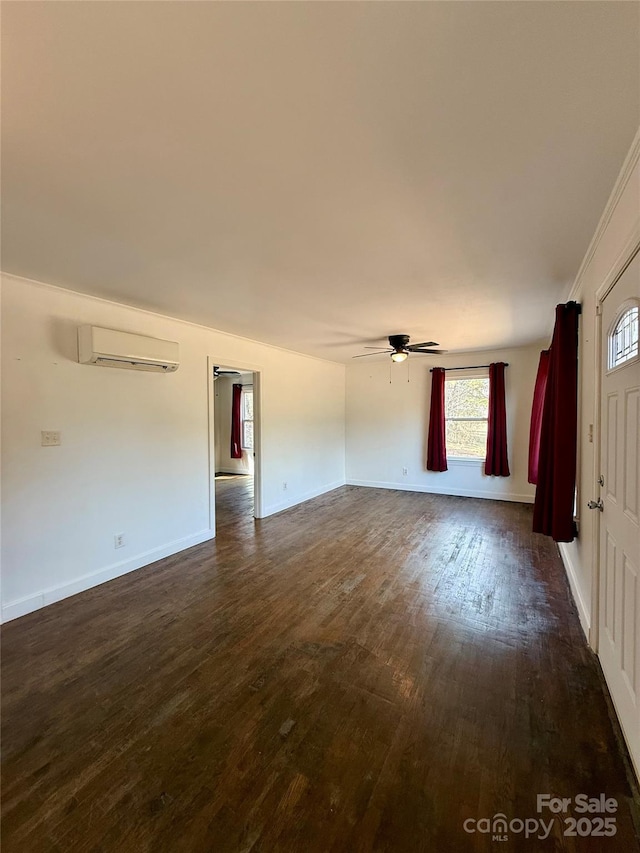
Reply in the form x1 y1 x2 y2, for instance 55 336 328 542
558 542 591 641
346 479 535 504
1 529 215 624
262 480 346 518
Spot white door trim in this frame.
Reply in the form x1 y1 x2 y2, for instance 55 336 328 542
207 355 265 531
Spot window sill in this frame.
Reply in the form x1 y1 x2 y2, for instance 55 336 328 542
447 457 485 466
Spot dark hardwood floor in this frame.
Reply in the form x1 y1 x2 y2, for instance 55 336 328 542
2 486 638 852
215 474 254 536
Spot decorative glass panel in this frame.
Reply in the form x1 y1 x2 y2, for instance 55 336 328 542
609 306 638 369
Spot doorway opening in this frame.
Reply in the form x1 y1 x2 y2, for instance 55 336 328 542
210 360 262 534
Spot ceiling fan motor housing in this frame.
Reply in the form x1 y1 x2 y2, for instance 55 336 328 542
389 334 410 351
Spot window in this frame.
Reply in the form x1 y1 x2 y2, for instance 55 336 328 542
609 304 638 370
241 387 254 450
445 375 489 459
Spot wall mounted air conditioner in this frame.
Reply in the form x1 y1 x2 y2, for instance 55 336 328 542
78 326 179 372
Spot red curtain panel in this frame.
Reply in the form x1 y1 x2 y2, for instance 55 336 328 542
528 350 550 484
485 362 510 476
533 302 580 542
230 383 243 459
427 368 448 471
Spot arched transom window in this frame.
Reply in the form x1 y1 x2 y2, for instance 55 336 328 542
609 303 638 370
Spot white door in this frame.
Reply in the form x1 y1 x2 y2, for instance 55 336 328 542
598 248 640 778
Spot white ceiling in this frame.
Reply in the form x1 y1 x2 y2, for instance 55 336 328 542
2 2 639 363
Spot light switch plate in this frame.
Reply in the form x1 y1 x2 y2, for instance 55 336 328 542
41 431 61 446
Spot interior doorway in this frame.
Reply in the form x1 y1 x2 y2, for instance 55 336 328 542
208 358 262 534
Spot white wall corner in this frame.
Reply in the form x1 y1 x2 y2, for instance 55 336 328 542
558 542 591 643
567 125 640 302
262 480 346 518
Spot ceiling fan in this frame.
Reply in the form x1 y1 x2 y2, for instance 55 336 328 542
353 334 446 362
213 365 241 380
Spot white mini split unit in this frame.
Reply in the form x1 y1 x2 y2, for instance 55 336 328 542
78 326 180 372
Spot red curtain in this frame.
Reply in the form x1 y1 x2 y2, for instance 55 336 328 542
533 302 580 542
230 383 243 459
528 350 550 484
427 368 447 471
485 362 510 476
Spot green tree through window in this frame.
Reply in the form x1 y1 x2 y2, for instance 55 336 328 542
445 376 489 459
242 388 254 450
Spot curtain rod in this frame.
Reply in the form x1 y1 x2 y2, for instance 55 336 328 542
429 364 509 372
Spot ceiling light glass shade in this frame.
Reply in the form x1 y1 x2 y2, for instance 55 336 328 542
391 350 408 362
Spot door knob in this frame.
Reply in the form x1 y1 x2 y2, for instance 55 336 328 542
587 499 604 511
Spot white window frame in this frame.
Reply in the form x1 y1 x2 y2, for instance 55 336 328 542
607 299 639 374
444 369 490 464
241 386 254 450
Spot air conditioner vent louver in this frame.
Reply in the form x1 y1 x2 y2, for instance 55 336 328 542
94 357 174 372
78 326 179 373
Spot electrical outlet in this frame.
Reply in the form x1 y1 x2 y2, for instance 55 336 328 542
41 431 61 446
114 533 125 549
402 467 408 476
282 482 288 491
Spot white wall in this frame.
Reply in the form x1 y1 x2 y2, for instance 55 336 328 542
214 373 254 475
1 274 346 622
5 132 637 629
346 343 542 503
560 130 640 641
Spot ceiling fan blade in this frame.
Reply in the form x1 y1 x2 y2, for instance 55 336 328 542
410 349 447 355
407 341 439 349
352 352 391 358
363 347 393 351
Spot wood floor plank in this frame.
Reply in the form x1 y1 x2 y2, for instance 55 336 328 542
2 483 639 851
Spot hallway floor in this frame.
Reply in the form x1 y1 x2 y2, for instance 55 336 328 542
214 473 254 536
